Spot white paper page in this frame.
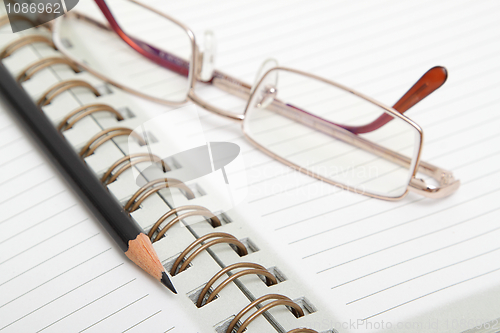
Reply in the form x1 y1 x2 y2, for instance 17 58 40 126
142 0 499 332
0 105 202 332
13 0 499 332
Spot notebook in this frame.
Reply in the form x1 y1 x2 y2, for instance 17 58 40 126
1 0 500 332
0 9 335 333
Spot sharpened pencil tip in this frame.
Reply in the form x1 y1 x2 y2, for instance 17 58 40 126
161 271 177 294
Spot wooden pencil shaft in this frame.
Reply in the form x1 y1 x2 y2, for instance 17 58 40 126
125 233 164 281
0 63 142 252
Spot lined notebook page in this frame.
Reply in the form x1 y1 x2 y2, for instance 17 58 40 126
144 0 500 332
0 105 201 332
2 0 499 332
71 0 499 331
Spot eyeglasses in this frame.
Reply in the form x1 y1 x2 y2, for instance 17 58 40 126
50 0 460 200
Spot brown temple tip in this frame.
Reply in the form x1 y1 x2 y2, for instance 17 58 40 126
393 66 448 114
340 66 448 134
161 271 177 294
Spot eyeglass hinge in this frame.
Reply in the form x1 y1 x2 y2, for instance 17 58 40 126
409 175 460 199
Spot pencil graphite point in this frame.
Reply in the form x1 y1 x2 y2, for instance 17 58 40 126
161 271 177 294
125 234 177 293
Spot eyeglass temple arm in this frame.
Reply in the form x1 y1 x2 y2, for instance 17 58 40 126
92 0 190 76
267 99 460 198
91 0 250 93
70 8 250 121
76 4 449 137
339 66 448 134
81 5 255 104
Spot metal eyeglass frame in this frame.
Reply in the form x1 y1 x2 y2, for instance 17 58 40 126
49 0 460 200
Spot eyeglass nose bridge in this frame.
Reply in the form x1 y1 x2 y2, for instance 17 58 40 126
198 30 216 82
256 85 277 109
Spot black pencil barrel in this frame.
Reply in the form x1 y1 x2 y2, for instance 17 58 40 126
0 63 142 252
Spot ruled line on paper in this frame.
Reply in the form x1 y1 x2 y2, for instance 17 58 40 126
114 0 479 94
3 0 499 331
213 0 383 46
159 0 341 40
0 149 34 168
253 103 500 217
304 187 500 261
0 144 35 166
423 104 500 145
0 25 204 333
0 189 67 225
249 89 500 165
193 0 496 123
235 89 499 199
0 162 45 187
0 263 124 331
285 197 411 235
252 127 498 230
221 1 497 80
0 203 79 246
279 160 499 318
0 232 98 288
0 26 205 333
77 293 148 333
327 214 500 282
286 149 500 243
35 279 137 333
247 178 320 204
0 247 110 310
425 131 500 166
0 136 23 150
444 146 500 172
0 218 90 267
164 327 176 333
121 310 162 333
112 0 360 64
346 246 500 305
302 166 497 257
298 153 500 317
217 0 451 65
0 175 56 206
178 0 500 324
199 21 500 149
323 227 499 279
331 224 500 289
362 266 500 321
230 68 500 167
303 23 500 97
210 48 499 146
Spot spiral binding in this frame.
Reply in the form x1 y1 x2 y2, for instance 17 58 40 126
1 27 321 333
148 205 220 242
238 299 305 333
197 263 277 308
17 56 81 83
228 294 304 333
79 127 146 158
101 153 170 185
0 35 55 59
37 79 101 107
170 232 248 276
124 178 195 212
58 103 123 132
0 15 11 28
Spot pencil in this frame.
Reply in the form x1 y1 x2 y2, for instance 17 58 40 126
0 63 176 294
